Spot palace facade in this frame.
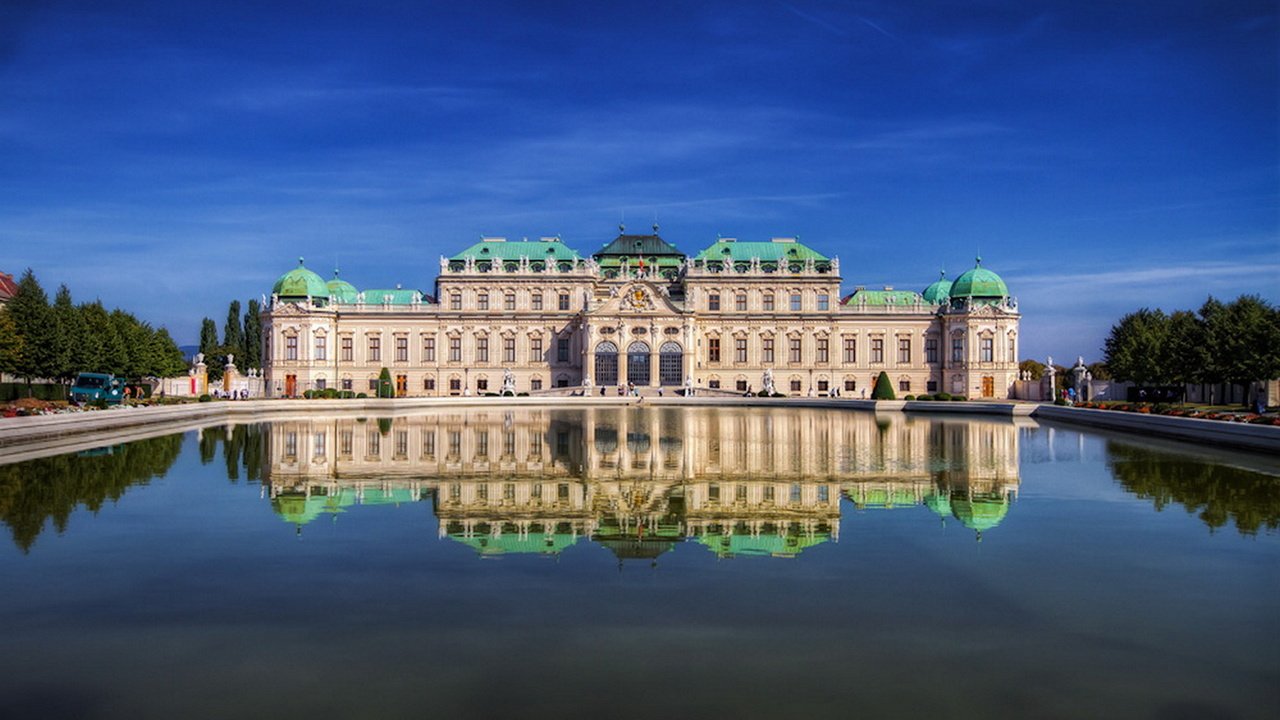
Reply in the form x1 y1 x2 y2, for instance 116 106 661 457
261 229 1020 398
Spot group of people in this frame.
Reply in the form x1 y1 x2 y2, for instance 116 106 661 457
211 388 250 400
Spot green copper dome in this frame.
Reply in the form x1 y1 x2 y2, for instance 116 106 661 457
951 493 1010 533
272 258 329 300
922 270 952 304
326 270 359 303
950 257 1009 299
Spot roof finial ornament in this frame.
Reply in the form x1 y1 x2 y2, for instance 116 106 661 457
619 222 625 233
975 255 982 266
298 256 305 266
652 222 659 234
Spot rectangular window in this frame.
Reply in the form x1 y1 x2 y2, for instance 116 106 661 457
1008 336 1015 362
396 337 409 362
477 378 488 392
790 293 802 311
424 377 435 391
925 338 938 364
735 338 747 363
557 337 570 363
708 293 720 311
476 336 489 363
844 379 856 392
285 336 297 361
736 379 748 392
503 337 516 363
315 378 326 390
314 336 327 361
558 293 570 311
763 293 775 311
449 337 462 362
423 337 436 362
477 292 489 310
762 337 774 364
340 430 352 456
952 337 964 362
789 337 802 363
981 337 994 362
817 294 830 311
450 293 461 310
367 337 381 362
708 338 720 363
531 336 543 362
341 337 353 362
790 379 802 393
735 294 747 311
449 378 462 393
899 379 911 392
341 378 352 391
871 338 883 364
368 379 378 392
530 377 542 390
817 337 829 363
504 293 516 311
532 292 543 310
898 338 911 364
708 379 721 389
843 336 856 364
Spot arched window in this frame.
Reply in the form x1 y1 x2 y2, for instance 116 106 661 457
659 341 682 386
627 341 650 386
595 341 619 386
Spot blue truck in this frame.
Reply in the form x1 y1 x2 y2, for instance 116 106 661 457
69 372 127 406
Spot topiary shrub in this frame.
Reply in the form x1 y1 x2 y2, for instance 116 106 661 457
951 395 966 401
303 389 315 399
934 392 951 401
340 390 355 399
904 395 915 401
916 394 932 401
871 371 895 400
198 394 212 402
356 392 367 399
322 388 338 399
377 368 394 398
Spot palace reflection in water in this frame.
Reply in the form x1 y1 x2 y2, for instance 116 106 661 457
261 408 1023 557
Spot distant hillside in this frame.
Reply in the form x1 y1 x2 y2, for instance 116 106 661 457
179 345 199 361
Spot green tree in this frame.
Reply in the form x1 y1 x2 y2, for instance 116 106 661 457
0 308 24 377
1103 308 1169 384
77 301 110 373
48 285 84 383
103 310 133 376
871 370 895 400
1086 362 1111 381
223 300 243 366
1160 310 1207 390
150 328 188 377
243 299 262 370
199 317 222 381
1211 295 1280 406
6 269 52 381
377 367 394 398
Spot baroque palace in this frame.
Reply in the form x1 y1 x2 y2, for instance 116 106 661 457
262 228 1020 398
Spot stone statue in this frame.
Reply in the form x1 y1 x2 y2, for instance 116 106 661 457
501 368 516 395
684 375 695 396
226 354 234 366
1045 356 1056 400
582 375 593 389
194 353 205 366
1071 357 1089 402
762 368 775 396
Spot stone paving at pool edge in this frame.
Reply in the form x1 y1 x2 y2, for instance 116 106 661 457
0 397 1276 455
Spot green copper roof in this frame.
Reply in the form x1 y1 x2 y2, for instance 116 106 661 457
921 271 952 304
360 288 423 305
593 232 686 259
447 532 582 556
924 492 952 518
327 271 359 303
272 258 330 299
842 289 926 307
451 237 581 263
847 486 923 509
271 487 420 526
695 238 828 264
950 258 1009 299
696 529 831 558
950 493 1010 532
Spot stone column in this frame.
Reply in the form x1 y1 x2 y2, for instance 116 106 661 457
583 324 595 383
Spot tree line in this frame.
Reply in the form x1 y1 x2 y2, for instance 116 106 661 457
0 269 187 383
1103 294 1280 401
197 299 262 381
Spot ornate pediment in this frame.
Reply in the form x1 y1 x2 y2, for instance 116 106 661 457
590 281 683 318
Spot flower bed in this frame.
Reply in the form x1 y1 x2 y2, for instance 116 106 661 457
1073 401 1280 426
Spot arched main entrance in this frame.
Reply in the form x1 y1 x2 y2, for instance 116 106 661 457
659 341 682 386
595 341 618 386
627 341 651 386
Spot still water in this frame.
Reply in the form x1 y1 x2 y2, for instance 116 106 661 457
1 407 1277 719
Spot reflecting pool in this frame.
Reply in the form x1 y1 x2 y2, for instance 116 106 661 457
1 407 1277 719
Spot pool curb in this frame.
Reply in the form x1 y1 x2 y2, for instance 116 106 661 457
1 397 1276 455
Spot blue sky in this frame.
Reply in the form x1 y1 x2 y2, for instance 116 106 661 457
2 0 1276 360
